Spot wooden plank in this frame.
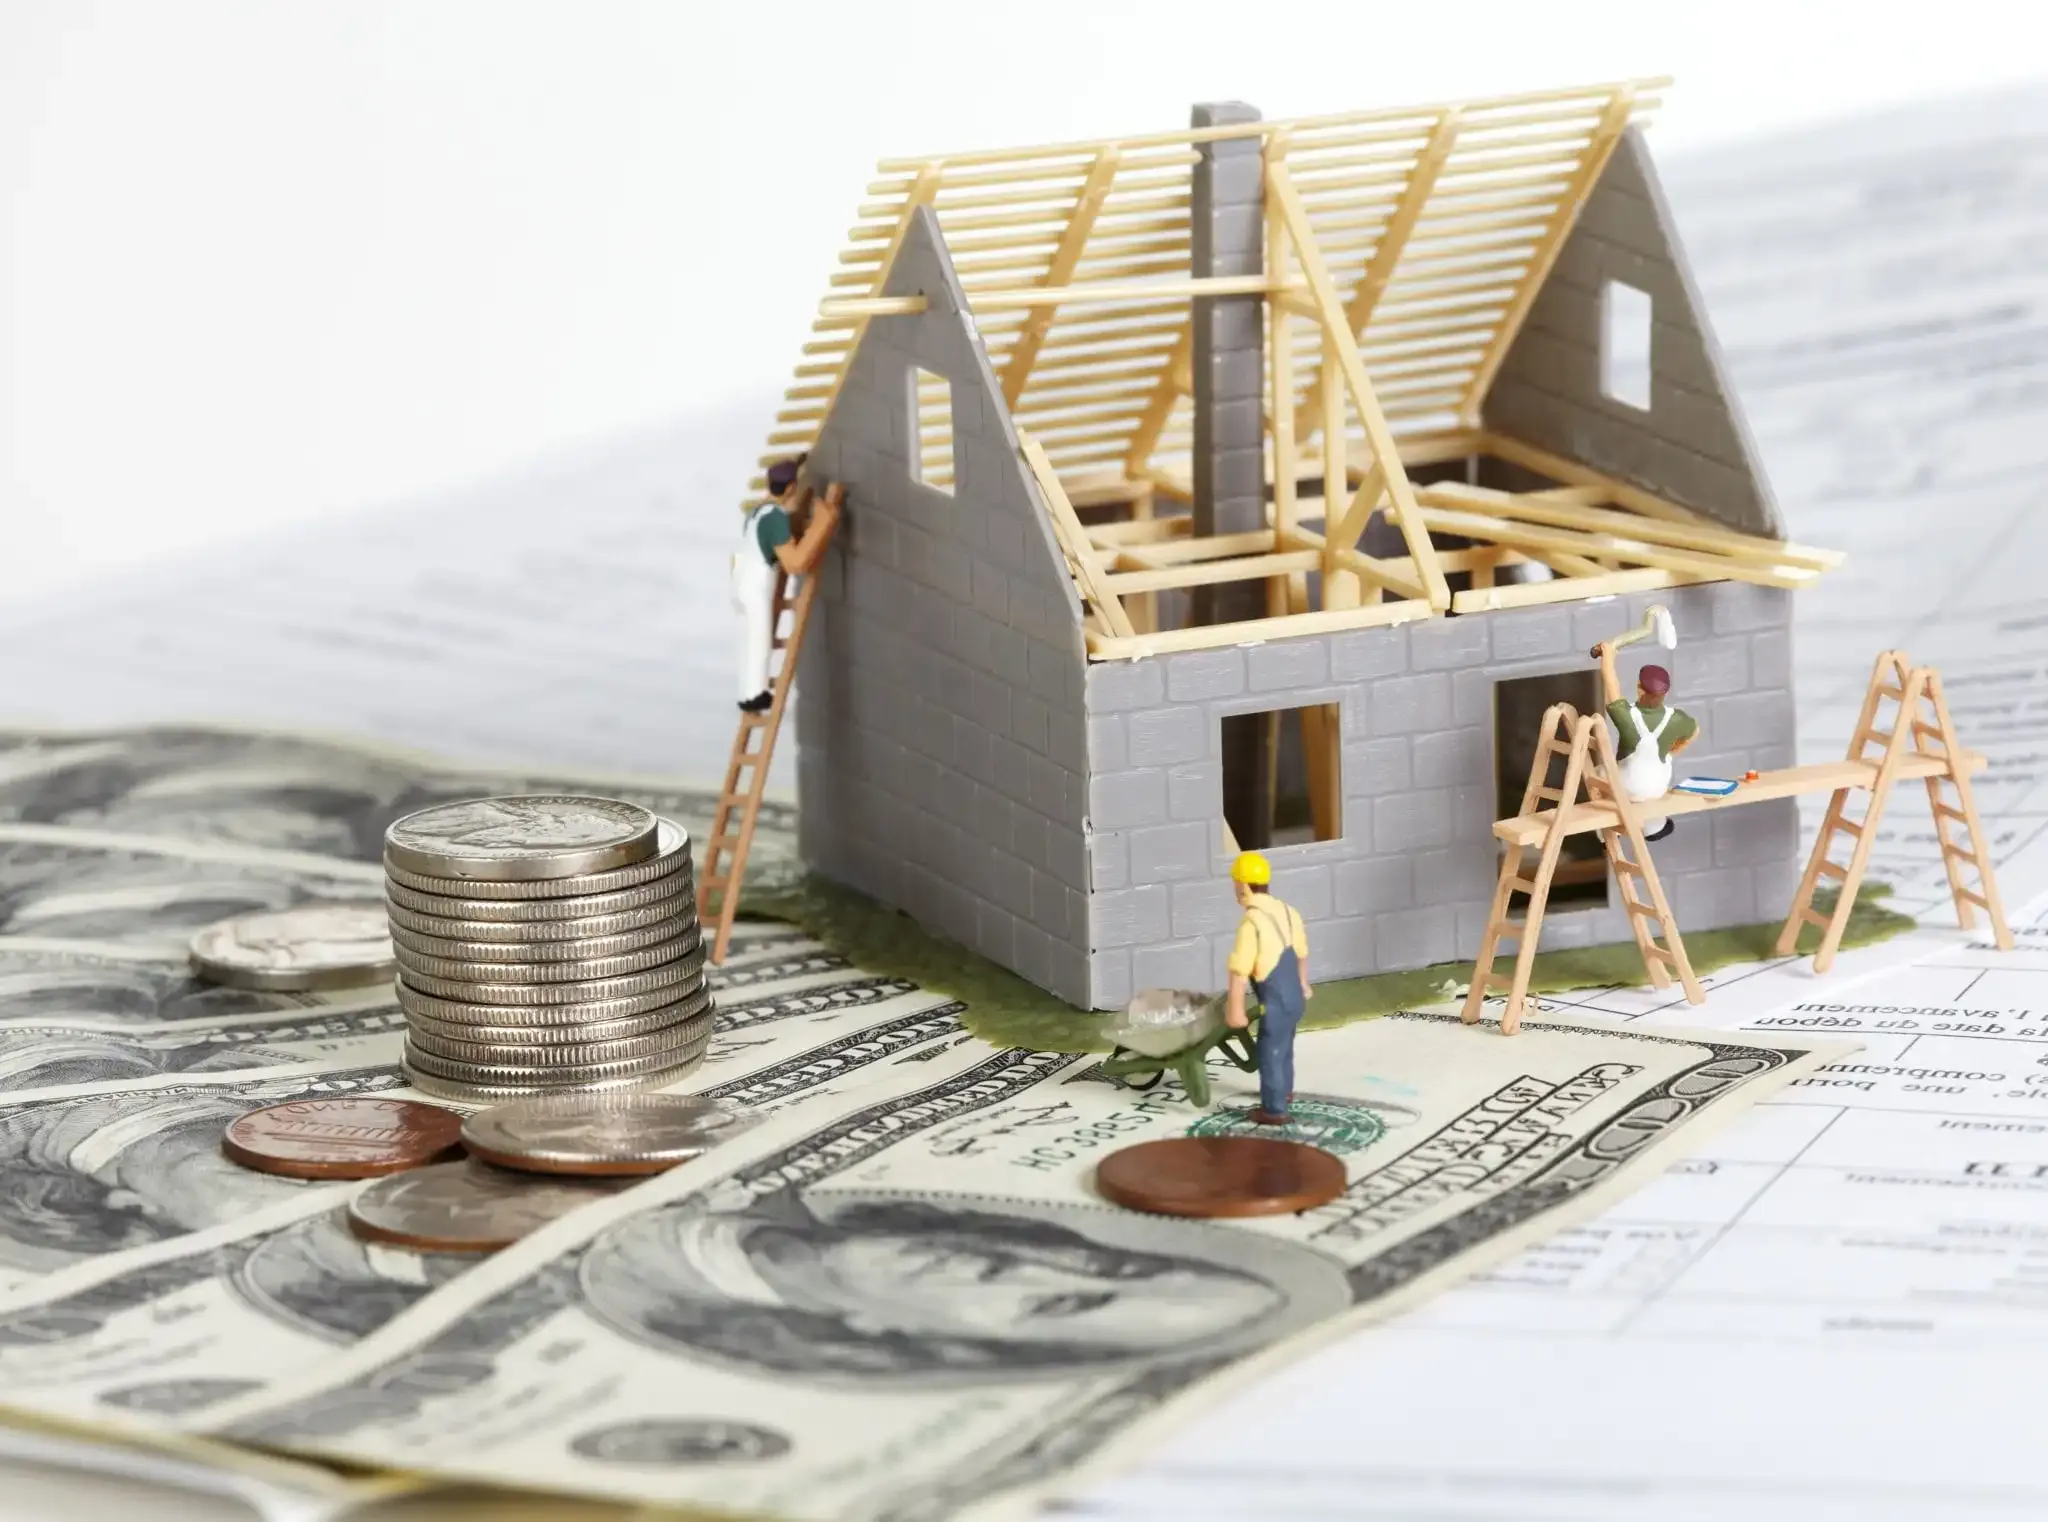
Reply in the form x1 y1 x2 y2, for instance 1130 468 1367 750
1456 89 1635 423
1021 434 1137 639
1114 529 1275 567
1494 751 1991 848
1103 550 1322 596
1087 515 1193 548
1279 526 1429 602
1125 324 1194 474
1414 505 1818 590
1267 161 1451 610
1293 109 1464 444
1421 481 1845 572
1452 565 1701 613
1087 597 1433 660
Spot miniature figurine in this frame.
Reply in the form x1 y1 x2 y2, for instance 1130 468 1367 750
1593 607 1696 841
731 455 839 712
1222 852 1311 1125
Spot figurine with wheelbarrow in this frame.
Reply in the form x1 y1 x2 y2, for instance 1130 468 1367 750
1098 988 1262 1107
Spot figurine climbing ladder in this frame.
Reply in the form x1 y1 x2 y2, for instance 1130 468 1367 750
698 482 843 964
1777 651 2012 971
1464 702 1703 1035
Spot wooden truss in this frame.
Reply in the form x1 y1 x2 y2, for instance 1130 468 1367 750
756 79 1847 661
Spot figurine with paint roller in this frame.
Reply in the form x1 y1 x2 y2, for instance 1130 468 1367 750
1590 605 1698 841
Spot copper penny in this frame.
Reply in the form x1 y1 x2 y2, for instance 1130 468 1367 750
346 1158 627 1253
222 1098 466 1180
1094 1135 1346 1219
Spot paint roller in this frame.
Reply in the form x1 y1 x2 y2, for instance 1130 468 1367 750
1589 604 1677 659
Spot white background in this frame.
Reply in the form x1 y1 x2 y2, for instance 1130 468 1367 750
3 0 2046 604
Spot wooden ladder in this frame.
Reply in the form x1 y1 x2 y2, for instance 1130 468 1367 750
1777 650 2012 971
697 482 843 965
1464 703 1704 1035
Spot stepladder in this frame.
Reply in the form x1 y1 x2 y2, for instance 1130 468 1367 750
1464 702 1704 1035
1778 650 2013 970
697 481 843 964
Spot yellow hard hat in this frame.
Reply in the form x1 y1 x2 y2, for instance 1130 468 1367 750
1230 851 1271 885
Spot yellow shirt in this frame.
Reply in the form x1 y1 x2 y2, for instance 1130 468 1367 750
1227 895 1308 983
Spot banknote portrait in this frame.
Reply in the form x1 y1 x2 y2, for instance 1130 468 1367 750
0 1089 323 1272
233 1210 471 1343
577 1188 1353 1384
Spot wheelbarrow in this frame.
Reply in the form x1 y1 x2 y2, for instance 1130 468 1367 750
1098 988 1263 1107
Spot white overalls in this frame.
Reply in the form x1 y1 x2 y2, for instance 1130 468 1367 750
1619 703 1675 836
729 505 782 704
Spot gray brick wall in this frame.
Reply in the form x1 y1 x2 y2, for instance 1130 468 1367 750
1482 127 1782 538
1084 582 1800 1008
799 206 1093 1006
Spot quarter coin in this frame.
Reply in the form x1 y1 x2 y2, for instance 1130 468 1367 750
189 902 395 992
383 870 690 923
402 1043 709 1103
387 919 684 964
401 1039 706 1086
392 927 696 984
383 892 687 942
394 945 705 1006
462 1092 757 1177
222 1097 464 1179
406 1011 713 1069
404 1002 699 1047
345 1159 627 1252
383 795 659 883
394 978 710 1028
384 818 688 899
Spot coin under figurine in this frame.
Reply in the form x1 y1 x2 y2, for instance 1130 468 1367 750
1095 1133 1345 1218
189 902 395 992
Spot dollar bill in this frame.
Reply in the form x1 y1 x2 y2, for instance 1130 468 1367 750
0 724 798 880
0 825 383 952
0 1003 406 1098
0 937 386 1027
0 991 965 1430
204 1012 1852 1521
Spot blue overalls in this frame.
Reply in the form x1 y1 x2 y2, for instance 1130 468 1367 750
1247 903 1304 1118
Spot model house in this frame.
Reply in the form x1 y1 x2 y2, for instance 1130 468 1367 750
759 80 1840 1010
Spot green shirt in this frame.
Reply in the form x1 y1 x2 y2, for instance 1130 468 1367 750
752 505 792 564
1607 698 1697 761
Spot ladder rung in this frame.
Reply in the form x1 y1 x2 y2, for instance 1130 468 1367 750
1831 818 1863 839
1800 908 1833 929
1912 722 1944 741
1486 923 1522 942
1961 889 1992 910
1933 803 1966 823
1947 848 1980 868
1506 876 1539 895
1863 728 1895 747
1815 860 1847 880
1532 788 1562 802
1876 683 1906 701
1611 856 1643 876
1642 943 1674 964
1626 898 1664 921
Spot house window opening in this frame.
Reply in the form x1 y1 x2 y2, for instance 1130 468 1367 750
1494 672 1608 912
1221 703 1342 852
909 368 956 494
1600 279 1653 411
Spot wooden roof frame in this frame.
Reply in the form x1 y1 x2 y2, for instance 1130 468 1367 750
757 78 1846 661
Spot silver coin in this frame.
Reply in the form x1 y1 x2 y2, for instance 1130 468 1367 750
384 819 690 900
384 891 689 943
188 902 395 992
401 1042 709 1104
404 997 707 1047
392 927 700 986
388 917 687 964
462 1092 757 1176
383 869 691 923
395 948 705 1007
407 1011 713 1069
393 972 709 1025
403 1036 709 1086
346 1159 627 1252
384 796 659 884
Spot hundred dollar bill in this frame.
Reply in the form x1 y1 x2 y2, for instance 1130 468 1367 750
0 825 383 952
0 937 388 1027
0 971 961 1291
0 991 965 1430
206 1012 1852 1521
0 723 797 880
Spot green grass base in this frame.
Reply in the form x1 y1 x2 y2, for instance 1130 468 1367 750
738 876 1917 1053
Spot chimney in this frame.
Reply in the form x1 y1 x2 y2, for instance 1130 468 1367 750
1189 101 1273 847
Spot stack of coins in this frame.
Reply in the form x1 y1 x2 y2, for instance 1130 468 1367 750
382 796 713 1103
